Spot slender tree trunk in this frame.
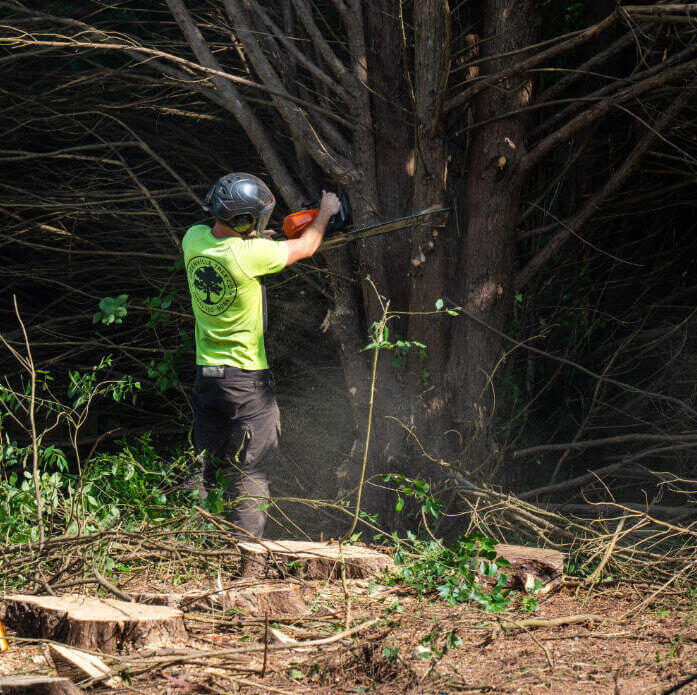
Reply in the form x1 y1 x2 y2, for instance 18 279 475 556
448 0 536 482
407 0 450 451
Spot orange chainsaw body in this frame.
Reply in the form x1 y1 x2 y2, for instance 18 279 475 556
282 209 319 239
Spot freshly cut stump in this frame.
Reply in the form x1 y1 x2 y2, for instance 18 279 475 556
137 582 307 617
493 545 564 593
0 675 83 694
237 541 394 580
1 595 187 653
224 581 307 617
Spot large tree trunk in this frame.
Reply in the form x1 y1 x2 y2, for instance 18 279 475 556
406 0 451 455
449 0 536 483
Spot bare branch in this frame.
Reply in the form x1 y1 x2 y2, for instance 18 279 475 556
516 82 696 289
248 1 347 101
165 0 304 206
289 0 353 87
223 0 358 183
530 44 697 143
445 12 618 114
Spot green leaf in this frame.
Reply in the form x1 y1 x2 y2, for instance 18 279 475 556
289 669 305 680
395 496 404 513
435 298 444 310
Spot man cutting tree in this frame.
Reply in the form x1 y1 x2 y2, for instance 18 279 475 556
183 172 341 539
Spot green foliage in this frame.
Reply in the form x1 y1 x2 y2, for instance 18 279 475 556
419 620 462 662
520 594 539 613
363 323 426 370
381 645 400 662
144 293 173 328
148 352 179 393
378 473 510 611
92 294 129 325
435 297 461 316
383 473 443 518
0 433 197 543
563 1 583 31
394 531 511 612
68 355 140 408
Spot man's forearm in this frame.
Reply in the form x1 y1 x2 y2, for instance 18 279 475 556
301 208 331 256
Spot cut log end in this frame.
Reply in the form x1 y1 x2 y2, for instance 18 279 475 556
494 544 564 593
237 540 395 580
48 644 121 688
1 595 187 654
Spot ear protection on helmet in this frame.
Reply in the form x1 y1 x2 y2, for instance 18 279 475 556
230 214 256 235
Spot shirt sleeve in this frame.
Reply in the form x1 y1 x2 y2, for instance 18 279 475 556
236 238 289 277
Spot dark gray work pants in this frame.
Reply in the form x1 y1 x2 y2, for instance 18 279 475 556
192 365 280 539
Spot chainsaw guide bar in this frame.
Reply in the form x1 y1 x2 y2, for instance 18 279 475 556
317 206 451 252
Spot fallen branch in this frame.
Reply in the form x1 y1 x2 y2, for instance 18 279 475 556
500 614 604 630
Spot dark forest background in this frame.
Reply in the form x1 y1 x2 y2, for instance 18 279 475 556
1 0 696 540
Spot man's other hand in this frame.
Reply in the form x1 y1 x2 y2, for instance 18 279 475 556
320 190 341 217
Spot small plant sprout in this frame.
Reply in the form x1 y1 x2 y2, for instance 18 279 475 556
92 294 129 325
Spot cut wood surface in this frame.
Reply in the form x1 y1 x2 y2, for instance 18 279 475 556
494 545 564 592
1 595 187 654
237 541 395 580
137 581 307 617
222 581 308 617
48 644 121 688
0 675 83 695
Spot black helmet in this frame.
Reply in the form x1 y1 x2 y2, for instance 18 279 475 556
202 172 276 236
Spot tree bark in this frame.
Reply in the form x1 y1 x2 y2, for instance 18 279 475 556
407 0 450 450
448 0 536 481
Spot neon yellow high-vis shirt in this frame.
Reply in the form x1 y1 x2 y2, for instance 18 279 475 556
182 224 288 369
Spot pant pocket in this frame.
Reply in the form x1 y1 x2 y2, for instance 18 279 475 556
228 422 251 470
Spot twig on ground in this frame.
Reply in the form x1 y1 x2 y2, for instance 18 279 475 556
91 564 135 603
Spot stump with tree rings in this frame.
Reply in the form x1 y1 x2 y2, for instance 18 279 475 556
0 595 187 654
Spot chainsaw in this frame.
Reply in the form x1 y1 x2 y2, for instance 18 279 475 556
281 192 450 252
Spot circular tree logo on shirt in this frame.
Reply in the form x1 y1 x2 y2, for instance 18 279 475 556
186 256 237 315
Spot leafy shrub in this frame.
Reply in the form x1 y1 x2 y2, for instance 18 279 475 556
394 531 511 612
92 294 129 325
0 434 196 542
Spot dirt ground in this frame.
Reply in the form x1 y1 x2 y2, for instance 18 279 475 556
2 573 696 695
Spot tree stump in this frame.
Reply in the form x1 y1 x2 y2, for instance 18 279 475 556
224 581 308 616
493 545 564 593
0 676 83 695
136 581 307 617
1 595 187 654
236 541 394 580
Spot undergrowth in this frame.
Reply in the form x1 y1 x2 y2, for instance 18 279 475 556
1 352 521 613
0 434 199 543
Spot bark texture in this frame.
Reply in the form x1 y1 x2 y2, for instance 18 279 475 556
237 540 395 579
1 595 187 654
449 0 536 480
